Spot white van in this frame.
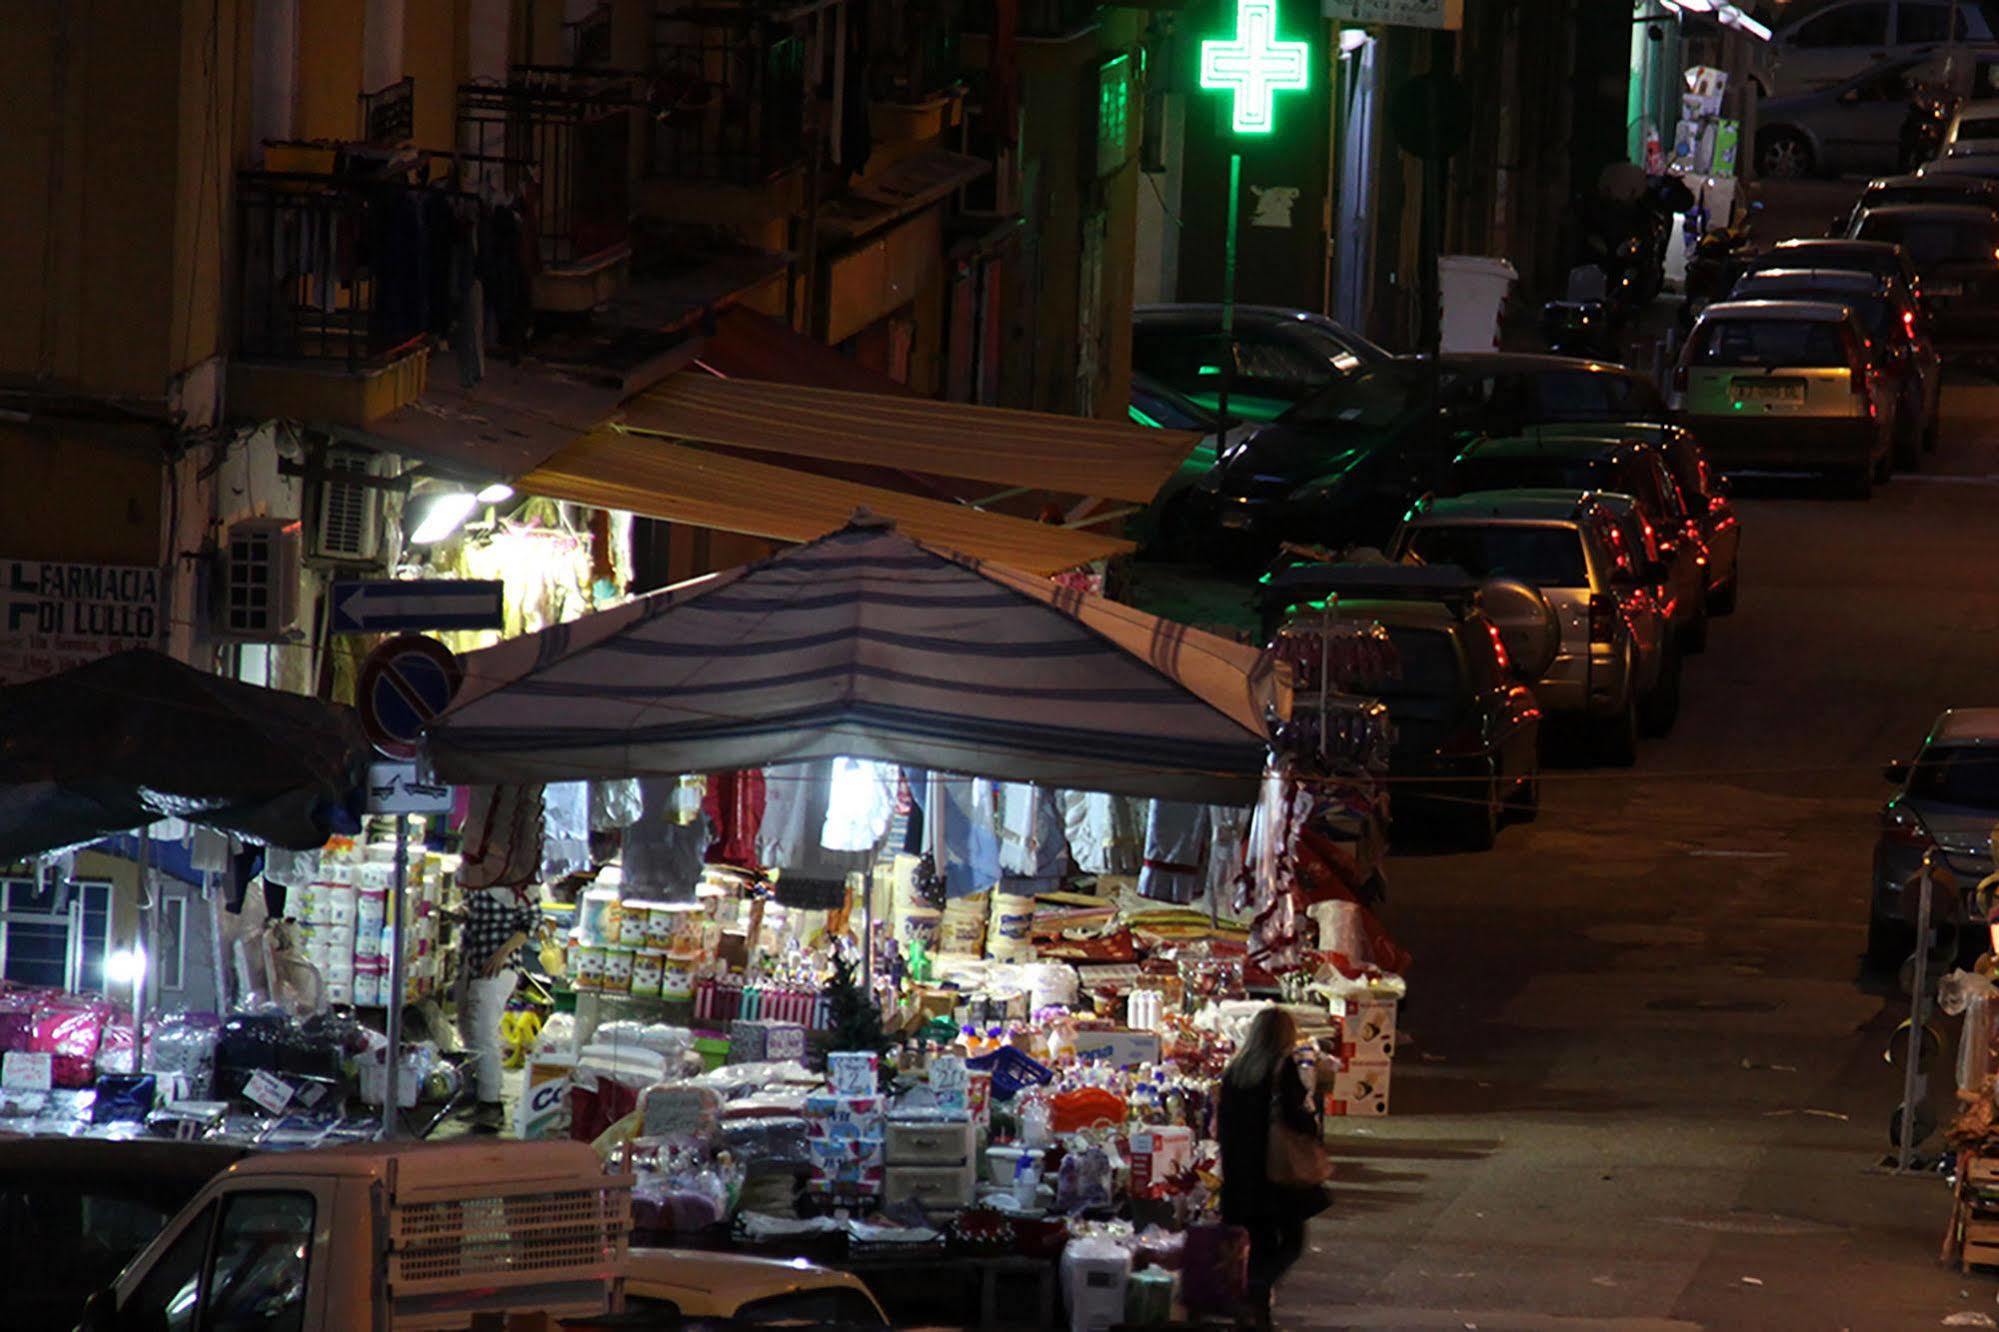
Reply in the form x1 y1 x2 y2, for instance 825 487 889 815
77 1139 630 1332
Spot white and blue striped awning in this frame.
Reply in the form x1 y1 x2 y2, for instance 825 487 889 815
425 517 1286 802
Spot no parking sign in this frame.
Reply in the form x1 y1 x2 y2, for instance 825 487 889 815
355 634 462 761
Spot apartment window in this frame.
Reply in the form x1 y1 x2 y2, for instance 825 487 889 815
0 880 112 992
1096 54 1133 179
160 896 188 991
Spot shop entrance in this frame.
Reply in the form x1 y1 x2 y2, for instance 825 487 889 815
0 878 111 991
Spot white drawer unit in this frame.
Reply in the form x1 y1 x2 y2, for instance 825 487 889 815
882 1162 978 1210
885 1118 975 1166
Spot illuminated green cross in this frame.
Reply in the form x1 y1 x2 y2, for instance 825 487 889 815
1200 0 1310 136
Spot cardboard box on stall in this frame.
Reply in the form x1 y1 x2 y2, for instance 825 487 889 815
1335 998 1397 1068
1073 1028 1163 1068
1323 1063 1391 1118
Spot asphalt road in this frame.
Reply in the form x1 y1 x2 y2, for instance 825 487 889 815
1283 185 1999 1330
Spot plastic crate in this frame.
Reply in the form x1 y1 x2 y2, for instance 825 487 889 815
965 1045 1054 1100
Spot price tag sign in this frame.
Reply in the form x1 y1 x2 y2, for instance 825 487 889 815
1 1051 52 1091
294 1081 328 1109
243 1069 297 1115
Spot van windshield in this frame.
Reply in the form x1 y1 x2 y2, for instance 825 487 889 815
1691 318 1851 369
1402 524 1589 588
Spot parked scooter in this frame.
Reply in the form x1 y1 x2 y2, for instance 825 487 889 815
1901 80 1959 172
1545 170 1696 356
1681 223 1755 330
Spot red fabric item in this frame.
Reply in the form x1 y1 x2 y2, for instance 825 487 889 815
1291 836 1411 976
702 769 767 871
569 1075 641 1143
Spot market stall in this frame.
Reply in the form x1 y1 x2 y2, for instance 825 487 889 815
404 516 1410 1325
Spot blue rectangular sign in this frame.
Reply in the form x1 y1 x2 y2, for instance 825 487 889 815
330 580 505 633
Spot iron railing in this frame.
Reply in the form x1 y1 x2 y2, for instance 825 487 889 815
455 68 646 269
358 76 415 145
870 0 964 105
236 171 436 368
650 2 837 185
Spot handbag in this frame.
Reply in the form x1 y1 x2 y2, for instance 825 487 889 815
1265 1061 1332 1188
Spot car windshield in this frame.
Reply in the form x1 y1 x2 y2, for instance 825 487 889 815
1741 287 1890 336
1529 370 1666 421
1373 626 1463 698
1403 524 1589 587
1130 385 1213 431
1282 361 1433 430
1910 745 1999 810
1770 247 1891 279
1856 214 1999 265
1959 118 1999 142
1690 318 1851 368
2 1179 182 1332
1452 455 1604 493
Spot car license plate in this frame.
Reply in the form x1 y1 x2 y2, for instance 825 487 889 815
1732 378 1805 405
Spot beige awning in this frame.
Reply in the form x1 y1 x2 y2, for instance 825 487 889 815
613 375 1198 504
521 429 1133 575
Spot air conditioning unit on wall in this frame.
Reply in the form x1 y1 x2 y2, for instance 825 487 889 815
311 446 392 565
214 517 304 640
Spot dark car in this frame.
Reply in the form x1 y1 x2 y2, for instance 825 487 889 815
1851 202 1999 359
1131 304 1390 424
1758 57 1929 179
1259 566 1542 849
1503 421 1743 615
1870 708 1999 968
1445 434 1710 650
1746 237 1922 301
1182 354 1669 563
1840 172 1999 234
0 1136 248 1332
1730 266 1941 460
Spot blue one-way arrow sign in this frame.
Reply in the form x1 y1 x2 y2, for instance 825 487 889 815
330 579 505 633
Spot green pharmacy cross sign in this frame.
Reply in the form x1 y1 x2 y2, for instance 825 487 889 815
1200 0 1310 135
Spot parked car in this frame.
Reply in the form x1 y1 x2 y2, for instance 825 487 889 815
0 1137 247 1332
1852 202 1999 359
1131 304 1389 424
1258 564 1546 848
1838 172 1999 235
1504 421 1744 615
1390 490 1672 764
1919 150 1999 179
1768 1 1995 98
1672 298 1898 497
1127 371 1260 558
1183 354 1670 562
1746 236 1922 300
1445 434 1710 650
1945 99 1999 155
1871 707 1999 968
625 1249 889 1325
1759 57 1931 178
1730 266 1941 460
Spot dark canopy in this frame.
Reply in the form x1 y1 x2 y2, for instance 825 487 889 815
0 649 370 861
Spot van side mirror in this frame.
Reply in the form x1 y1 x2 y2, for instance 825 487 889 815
1883 757 1913 784
76 1289 117 1332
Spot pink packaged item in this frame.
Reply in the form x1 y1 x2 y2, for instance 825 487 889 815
32 1001 109 1089
97 1017 137 1075
0 988 40 1054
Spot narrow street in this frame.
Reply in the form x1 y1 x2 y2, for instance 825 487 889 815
1285 188 1999 1329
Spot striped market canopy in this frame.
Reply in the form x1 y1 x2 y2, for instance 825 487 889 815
425 517 1285 802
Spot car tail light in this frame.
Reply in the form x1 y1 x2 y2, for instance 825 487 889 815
1588 593 1617 644
1903 308 1917 336
1881 807 1933 851
1843 329 1877 416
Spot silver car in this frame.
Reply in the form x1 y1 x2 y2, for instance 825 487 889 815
1391 491 1665 766
1871 708 1999 968
1671 298 1898 497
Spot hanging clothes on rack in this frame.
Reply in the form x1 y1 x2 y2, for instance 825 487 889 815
702 769 767 872
1058 790 1143 876
622 777 711 903
758 761 877 881
1138 801 1209 905
911 770 1001 900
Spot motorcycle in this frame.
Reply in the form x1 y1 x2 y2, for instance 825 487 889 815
1681 222 1755 331
1901 80 1959 172
1545 172 1696 356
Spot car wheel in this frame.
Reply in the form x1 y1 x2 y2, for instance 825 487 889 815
1757 128 1815 179
1708 566 1739 616
1639 645 1682 738
1506 767 1541 823
1866 914 1915 973
1459 768 1500 851
1593 697 1640 767
1682 610 1709 656
1843 461 1874 500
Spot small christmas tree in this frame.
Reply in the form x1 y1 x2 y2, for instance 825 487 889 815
825 945 893 1090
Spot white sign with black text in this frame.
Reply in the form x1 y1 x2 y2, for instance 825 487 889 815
0 559 162 684
1323 0 1462 29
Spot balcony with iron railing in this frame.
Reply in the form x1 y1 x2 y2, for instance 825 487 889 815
455 67 648 310
643 0 839 219
229 170 433 427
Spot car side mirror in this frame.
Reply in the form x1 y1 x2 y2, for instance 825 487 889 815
1883 757 1913 784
